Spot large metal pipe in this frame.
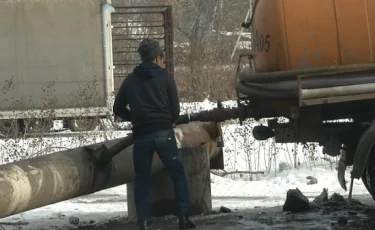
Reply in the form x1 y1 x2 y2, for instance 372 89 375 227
104 122 221 187
240 71 375 91
236 66 375 100
300 83 375 99
238 63 375 83
0 122 221 219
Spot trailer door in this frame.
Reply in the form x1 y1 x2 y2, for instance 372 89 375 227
111 6 174 96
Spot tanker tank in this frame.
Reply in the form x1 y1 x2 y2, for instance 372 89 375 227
235 0 375 117
250 0 375 72
230 0 375 204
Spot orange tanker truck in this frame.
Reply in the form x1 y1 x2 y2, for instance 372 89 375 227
239 0 375 202
178 0 375 202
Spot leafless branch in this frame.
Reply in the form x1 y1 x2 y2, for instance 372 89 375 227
211 170 265 177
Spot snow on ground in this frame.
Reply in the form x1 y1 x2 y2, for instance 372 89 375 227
0 99 371 229
210 166 368 209
0 166 368 230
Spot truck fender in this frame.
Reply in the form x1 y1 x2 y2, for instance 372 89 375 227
351 119 375 179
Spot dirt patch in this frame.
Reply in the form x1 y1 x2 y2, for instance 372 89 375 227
77 203 375 230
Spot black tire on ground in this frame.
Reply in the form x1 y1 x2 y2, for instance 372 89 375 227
66 117 99 132
252 126 275 141
361 147 375 201
0 119 22 138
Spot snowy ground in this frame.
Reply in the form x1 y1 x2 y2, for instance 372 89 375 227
0 167 369 230
0 100 372 230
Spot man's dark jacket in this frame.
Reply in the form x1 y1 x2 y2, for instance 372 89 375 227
113 62 180 137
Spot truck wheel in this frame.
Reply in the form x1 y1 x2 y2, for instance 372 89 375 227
361 148 375 201
0 119 22 138
23 119 54 134
67 117 99 132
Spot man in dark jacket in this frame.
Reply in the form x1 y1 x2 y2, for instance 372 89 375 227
113 38 196 230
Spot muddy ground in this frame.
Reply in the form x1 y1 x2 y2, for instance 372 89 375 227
1 195 374 230
78 196 375 230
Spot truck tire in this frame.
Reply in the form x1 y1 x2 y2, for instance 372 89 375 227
23 119 53 134
0 119 22 138
66 117 99 132
361 148 375 201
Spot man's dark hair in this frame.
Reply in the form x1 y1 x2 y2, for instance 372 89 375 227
137 38 164 62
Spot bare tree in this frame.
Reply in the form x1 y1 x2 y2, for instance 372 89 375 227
112 0 252 101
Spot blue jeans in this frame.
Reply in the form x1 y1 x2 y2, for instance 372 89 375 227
132 129 190 224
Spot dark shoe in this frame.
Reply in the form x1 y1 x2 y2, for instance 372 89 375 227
179 216 196 229
139 220 152 230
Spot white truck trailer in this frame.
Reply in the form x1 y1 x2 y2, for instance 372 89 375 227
0 0 115 136
0 1 174 137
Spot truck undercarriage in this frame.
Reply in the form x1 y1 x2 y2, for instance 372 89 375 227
174 59 375 202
